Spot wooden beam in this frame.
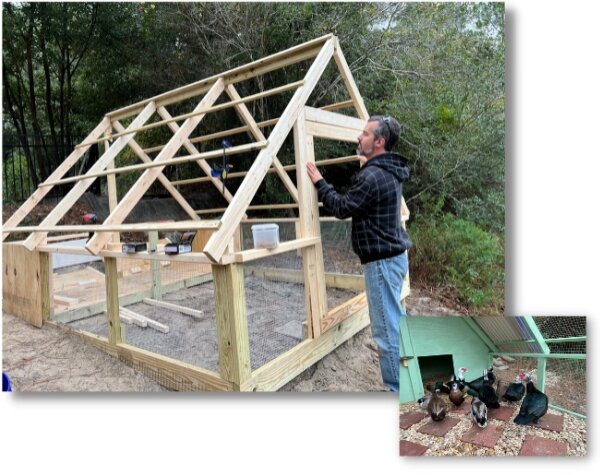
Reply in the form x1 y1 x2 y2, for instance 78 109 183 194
225 237 320 264
294 110 328 339
156 106 235 203
243 300 370 391
212 263 251 389
82 80 304 147
332 37 369 120
247 267 364 290
40 141 267 187
103 257 122 344
86 80 225 255
107 34 333 121
2 117 111 241
226 83 299 203
112 120 200 222
203 39 336 262
45 233 89 243
104 125 120 244
4 220 220 234
305 121 360 143
22 102 157 251
143 298 204 319
66 329 235 391
170 154 361 187
143 100 355 155
304 106 366 131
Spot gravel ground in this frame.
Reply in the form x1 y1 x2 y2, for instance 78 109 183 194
400 400 587 456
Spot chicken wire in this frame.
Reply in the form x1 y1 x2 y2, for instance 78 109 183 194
493 316 587 417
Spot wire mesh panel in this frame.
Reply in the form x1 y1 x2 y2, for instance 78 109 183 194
52 258 108 338
320 220 362 276
65 255 219 373
244 250 306 371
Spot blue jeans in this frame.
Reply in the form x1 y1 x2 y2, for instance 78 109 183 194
363 252 408 392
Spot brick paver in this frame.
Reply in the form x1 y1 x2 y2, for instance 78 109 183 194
460 423 505 448
418 416 460 437
400 440 429 456
519 435 568 456
400 411 427 429
532 413 564 432
488 406 515 422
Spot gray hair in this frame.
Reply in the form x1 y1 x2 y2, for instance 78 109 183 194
369 115 402 151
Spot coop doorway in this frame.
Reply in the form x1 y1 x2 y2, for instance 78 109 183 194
418 354 454 383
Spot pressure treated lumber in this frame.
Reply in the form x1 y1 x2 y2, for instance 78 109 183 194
142 99 354 155
2 244 48 327
108 34 333 121
156 106 236 203
86 79 225 255
243 301 370 391
143 298 204 320
40 141 267 186
104 257 122 344
332 37 369 120
2 117 111 241
226 83 299 203
4 220 220 234
212 263 251 389
81 80 304 147
22 102 157 251
294 110 328 338
204 38 335 262
112 120 200 222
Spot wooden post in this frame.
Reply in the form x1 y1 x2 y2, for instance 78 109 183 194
39 251 53 323
149 231 162 299
103 257 122 345
293 109 328 338
212 263 251 390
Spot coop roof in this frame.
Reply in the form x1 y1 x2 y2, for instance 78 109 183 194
470 317 547 354
2 34 373 263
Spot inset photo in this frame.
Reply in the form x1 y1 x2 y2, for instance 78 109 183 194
399 316 586 456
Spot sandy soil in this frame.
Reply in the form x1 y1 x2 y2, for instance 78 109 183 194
2 287 462 392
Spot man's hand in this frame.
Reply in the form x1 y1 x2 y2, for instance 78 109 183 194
307 162 323 184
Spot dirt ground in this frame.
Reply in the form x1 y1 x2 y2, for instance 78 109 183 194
2 287 462 392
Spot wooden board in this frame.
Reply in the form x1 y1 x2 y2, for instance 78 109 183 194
2 244 47 327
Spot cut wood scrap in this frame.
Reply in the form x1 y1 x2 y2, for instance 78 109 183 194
78 279 97 287
146 318 169 333
119 306 169 333
129 266 142 274
119 306 148 327
54 294 79 305
142 298 204 319
160 260 171 267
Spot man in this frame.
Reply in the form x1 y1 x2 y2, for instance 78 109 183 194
306 115 411 392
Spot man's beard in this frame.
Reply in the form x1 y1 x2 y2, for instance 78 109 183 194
357 143 373 157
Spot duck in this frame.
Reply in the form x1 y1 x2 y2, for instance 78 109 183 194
440 367 468 394
503 373 526 402
477 369 500 409
471 396 488 428
465 366 495 396
449 381 466 407
513 374 548 425
495 380 510 400
426 384 447 421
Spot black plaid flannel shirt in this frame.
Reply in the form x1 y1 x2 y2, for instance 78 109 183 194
315 152 412 264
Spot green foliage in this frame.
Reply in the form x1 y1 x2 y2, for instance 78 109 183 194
408 214 504 312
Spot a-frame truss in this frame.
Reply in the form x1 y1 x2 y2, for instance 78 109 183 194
3 34 410 391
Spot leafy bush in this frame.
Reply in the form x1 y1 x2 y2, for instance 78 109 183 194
408 214 504 312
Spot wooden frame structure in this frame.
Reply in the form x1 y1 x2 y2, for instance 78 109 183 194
2 35 410 391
